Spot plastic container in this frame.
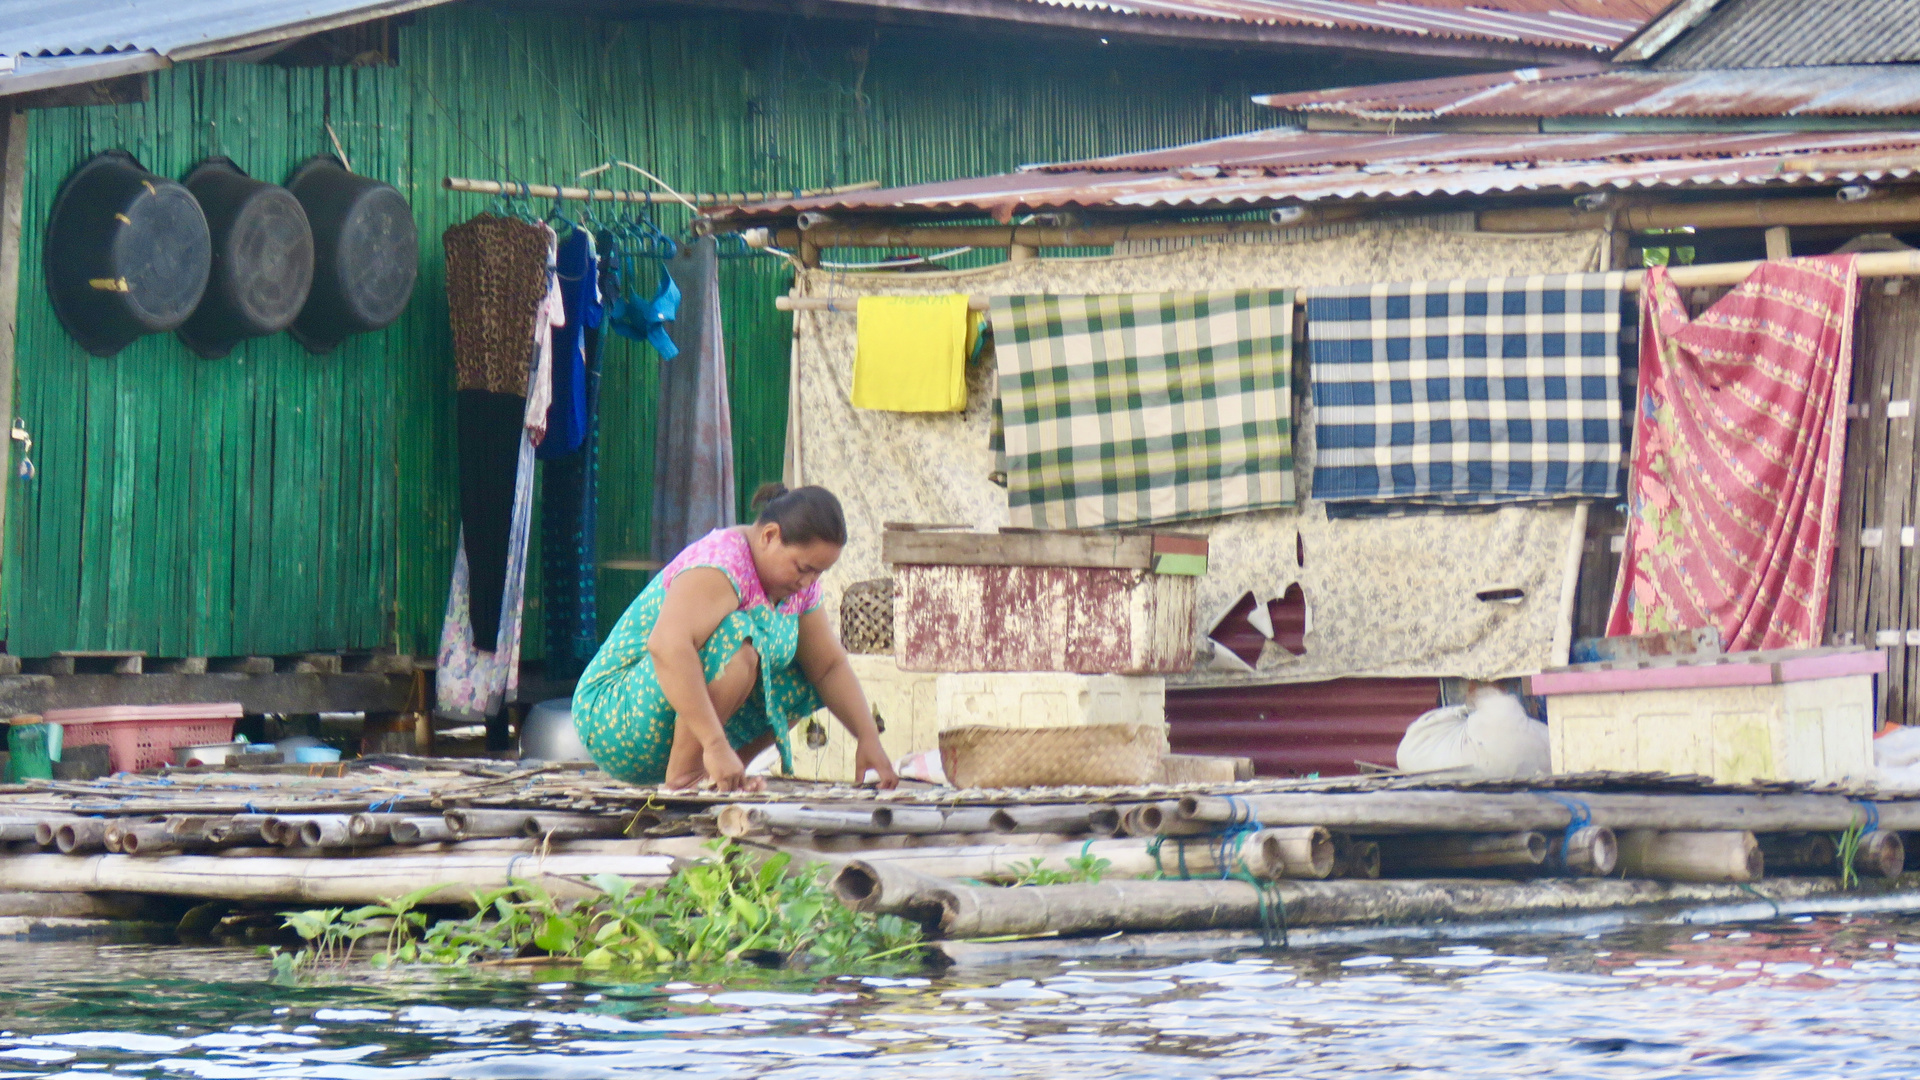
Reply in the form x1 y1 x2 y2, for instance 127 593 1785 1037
6 718 53 781
293 746 341 764
46 703 243 773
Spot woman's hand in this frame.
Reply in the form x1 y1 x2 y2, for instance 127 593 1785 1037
702 741 763 793
854 737 899 789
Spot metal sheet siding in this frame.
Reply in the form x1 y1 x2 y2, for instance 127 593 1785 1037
1167 677 1439 776
1255 63 1920 118
6 6 1293 657
717 129 1920 219
1654 0 1920 69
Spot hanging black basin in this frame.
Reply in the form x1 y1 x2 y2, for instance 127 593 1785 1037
177 157 315 359
285 154 418 354
45 150 212 358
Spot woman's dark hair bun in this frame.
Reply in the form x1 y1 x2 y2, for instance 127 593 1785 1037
753 483 846 547
750 482 790 513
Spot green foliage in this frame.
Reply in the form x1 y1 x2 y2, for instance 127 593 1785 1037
276 840 923 976
1838 820 1867 889
1006 851 1110 887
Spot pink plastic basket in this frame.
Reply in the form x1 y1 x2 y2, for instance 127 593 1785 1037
45 703 243 773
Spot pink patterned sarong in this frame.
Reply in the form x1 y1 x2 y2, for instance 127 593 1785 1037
1607 256 1858 651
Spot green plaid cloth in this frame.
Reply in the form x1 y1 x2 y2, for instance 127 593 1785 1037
990 290 1295 529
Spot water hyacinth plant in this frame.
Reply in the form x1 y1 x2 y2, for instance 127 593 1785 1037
272 840 924 977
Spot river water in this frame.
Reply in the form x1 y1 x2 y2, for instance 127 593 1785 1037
0 914 1915 1078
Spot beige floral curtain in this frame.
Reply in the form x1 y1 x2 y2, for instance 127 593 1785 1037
788 226 1607 684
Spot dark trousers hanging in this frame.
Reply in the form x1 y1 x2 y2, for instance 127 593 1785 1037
541 325 603 681
457 389 525 651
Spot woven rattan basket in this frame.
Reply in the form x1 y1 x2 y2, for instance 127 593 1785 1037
939 723 1168 788
841 577 895 655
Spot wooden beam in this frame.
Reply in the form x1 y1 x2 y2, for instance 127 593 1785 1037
7 74 148 112
765 207 1376 250
1481 191 1920 234
778 249 1920 312
0 108 24 625
1765 225 1792 260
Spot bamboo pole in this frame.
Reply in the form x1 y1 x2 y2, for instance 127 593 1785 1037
719 803 997 837
1758 832 1839 872
1147 827 1335 880
389 817 455 844
349 813 411 841
776 250 1920 313
442 809 535 840
0 851 675 905
1854 830 1906 879
1559 826 1619 877
120 823 197 856
1616 830 1762 883
938 879 1266 939
830 860 952 925
1331 835 1381 880
989 805 1103 835
442 176 881 209
1479 190 1920 235
1174 790 1920 835
749 205 1377 251
53 819 109 855
1376 832 1549 874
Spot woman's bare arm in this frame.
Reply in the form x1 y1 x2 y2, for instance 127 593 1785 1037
797 609 899 788
646 567 748 788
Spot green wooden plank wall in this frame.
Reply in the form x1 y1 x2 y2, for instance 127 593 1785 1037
5 4 1430 660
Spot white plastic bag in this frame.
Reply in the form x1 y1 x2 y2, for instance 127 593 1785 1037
1396 689 1550 778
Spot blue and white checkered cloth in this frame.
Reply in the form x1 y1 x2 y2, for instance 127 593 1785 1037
1306 272 1627 509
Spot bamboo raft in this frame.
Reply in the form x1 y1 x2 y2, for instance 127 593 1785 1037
0 759 1913 941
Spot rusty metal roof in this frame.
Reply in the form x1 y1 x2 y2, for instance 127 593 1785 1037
997 0 1646 50
714 128 1920 221
1254 62 1920 117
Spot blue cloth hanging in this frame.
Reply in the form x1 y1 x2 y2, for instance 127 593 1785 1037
607 264 681 360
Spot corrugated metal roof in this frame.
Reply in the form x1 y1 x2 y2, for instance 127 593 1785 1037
1656 0 1920 69
1168 678 1438 778
715 128 1920 220
1254 63 1920 118
995 0 1645 50
0 0 452 96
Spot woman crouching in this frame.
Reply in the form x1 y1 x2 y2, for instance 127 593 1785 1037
571 483 896 792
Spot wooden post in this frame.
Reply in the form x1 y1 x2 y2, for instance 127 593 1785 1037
0 108 24 593
1008 244 1038 263
1765 226 1792 260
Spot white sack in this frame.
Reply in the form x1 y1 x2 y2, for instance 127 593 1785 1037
1396 689 1550 778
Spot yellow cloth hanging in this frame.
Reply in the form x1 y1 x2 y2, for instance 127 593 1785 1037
852 294 971 412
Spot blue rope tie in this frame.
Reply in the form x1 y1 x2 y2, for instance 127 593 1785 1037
1145 794 1287 949
1539 793 1593 875
1852 799 1882 835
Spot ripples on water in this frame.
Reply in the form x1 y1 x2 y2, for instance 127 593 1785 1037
0 915 1913 1078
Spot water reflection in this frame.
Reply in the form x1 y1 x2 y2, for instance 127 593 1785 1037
0 916 1910 1076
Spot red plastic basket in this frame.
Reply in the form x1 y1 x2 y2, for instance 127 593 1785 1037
45 703 243 773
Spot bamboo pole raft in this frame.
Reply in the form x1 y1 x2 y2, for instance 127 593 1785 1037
0 764 1913 938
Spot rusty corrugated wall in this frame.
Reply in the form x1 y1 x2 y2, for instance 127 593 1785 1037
1168 678 1440 777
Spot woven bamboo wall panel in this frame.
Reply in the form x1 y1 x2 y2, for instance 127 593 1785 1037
6 7 1404 657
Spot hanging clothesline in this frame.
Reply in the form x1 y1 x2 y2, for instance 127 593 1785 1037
442 176 881 209
771 248 1920 312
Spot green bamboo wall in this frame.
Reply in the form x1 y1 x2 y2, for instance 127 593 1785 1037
5 5 1437 660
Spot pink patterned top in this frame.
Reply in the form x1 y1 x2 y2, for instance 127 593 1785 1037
660 527 823 617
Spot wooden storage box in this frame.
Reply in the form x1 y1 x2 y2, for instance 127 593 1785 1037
1527 648 1884 784
884 528 1205 674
